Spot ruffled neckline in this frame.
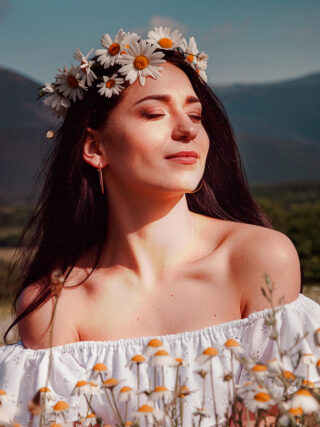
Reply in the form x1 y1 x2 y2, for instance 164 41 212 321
18 293 310 352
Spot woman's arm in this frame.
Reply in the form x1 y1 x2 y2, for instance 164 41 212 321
16 283 80 349
230 226 301 316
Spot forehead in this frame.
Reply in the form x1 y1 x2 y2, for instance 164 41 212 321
119 62 197 106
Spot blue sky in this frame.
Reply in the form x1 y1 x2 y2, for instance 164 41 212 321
0 0 319 86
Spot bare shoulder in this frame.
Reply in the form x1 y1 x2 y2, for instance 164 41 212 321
16 278 80 349
225 221 301 316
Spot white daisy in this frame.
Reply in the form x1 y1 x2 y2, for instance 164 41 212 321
97 74 124 98
195 346 219 366
38 386 56 403
102 377 124 390
73 48 97 87
223 339 242 354
55 65 87 102
0 390 15 405
291 389 319 414
266 358 284 375
174 357 189 367
83 413 97 426
250 364 268 380
125 353 146 369
149 349 176 367
71 380 92 396
147 26 183 50
243 390 274 413
43 91 70 118
196 51 209 70
181 36 199 67
144 338 164 357
117 39 165 86
150 386 173 403
195 68 208 83
131 403 164 423
122 31 140 50
89 362 108 381
96 28 126 68
118 386 136 403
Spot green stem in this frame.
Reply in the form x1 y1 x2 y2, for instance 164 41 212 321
111 388 124 425
210 359 219 426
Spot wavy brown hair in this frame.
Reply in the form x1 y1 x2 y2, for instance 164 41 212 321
5 49 277 343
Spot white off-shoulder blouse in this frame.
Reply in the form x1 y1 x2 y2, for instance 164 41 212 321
0 294 319 426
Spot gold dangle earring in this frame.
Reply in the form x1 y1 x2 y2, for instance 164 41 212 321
98 163 104 194
186 177 205 194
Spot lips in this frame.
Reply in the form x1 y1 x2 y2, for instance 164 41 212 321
165 151 198 159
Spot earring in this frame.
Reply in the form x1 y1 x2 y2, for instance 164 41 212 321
186 177 204 194
98 163 104 194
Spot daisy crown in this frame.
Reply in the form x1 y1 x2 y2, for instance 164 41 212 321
38 27 209 118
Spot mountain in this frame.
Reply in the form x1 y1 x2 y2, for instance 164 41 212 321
214 72 320 147
0 67 55 130
0 67 319 202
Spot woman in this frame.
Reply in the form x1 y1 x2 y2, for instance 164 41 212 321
1 28 319 426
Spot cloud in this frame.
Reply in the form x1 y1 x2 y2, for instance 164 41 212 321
201 20 250 43
131 15 187 38
0 0 10 21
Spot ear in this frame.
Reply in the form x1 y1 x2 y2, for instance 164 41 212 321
82 127 108 168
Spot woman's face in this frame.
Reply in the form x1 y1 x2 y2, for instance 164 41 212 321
98 61 210 196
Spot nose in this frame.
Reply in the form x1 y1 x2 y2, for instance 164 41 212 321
171 113 198 143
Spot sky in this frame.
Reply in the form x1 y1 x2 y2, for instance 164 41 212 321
0 0 319 86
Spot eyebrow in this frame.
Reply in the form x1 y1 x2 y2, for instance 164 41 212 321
133 94 201 107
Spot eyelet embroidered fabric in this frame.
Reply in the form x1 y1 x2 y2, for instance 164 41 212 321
0 294 319 426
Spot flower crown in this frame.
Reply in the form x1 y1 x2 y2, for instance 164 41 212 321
38 27 209 119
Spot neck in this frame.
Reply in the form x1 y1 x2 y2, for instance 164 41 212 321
100 186 202 286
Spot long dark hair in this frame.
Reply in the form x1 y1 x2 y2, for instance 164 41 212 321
5 49 274 343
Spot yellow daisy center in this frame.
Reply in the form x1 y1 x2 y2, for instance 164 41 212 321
295 389 312 397
302 380 315 388
75 380 88 388
53 401 69 411
224 339 240 347
251 364 267 372
0 390 7 395
203 347 218 356
283 370 296 380
108 43 120 56
138 404 153 413
317 359 320 366
158 37 173 48
106 80 115 88
155 349 169 356
67 75 79 89
103 378 119 387
93 362 107 371
125 423 133 426
86 413 96 418
148 338 163 347
154 386 167 392
132 354 145 363
134 55 149 70
50 424 63 427
254 392 271 402
179 385 189 397
289 407 303 416
120 386 132 393
186 54 194 63
39 387 51 393
175 357 184 364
